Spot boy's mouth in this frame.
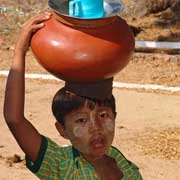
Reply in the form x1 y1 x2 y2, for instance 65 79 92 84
89 135 105 149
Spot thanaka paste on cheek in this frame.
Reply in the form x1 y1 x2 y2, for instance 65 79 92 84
73 125 88 138
67 131 90 154
101 119 115 152
71 125 91 154
103 119 115 132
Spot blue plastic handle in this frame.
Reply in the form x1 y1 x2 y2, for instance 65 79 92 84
69 0 81 17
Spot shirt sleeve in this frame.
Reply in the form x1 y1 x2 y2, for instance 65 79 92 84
25 135 59 180
124 160 143 180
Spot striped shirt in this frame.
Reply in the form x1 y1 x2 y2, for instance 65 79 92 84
26 135 143 180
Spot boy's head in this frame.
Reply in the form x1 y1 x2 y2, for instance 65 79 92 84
52 86 117 161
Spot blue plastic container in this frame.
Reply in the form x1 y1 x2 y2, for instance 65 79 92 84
69 0 104 19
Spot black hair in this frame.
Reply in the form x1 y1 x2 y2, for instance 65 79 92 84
52 87 116 126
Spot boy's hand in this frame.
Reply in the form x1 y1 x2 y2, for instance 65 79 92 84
15 12 51 56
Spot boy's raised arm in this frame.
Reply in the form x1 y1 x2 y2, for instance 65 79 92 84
3 12 51 162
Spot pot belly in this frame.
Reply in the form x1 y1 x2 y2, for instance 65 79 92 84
31 16 134 83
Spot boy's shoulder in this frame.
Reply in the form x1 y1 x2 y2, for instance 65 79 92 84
45 136 74 159
26 135 74 173
108 145 129 161
108 146 142 179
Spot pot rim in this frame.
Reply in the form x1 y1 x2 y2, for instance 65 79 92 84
48 0 124 20
52 12 118 28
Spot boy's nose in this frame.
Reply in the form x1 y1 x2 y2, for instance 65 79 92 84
88 116 102 132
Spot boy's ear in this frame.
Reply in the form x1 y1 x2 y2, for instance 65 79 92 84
55 121 69 139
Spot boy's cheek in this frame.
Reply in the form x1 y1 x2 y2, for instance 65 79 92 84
73 125 89 138
103 119 115 133
67 130 91 154
65 125 89 142
102 119 115 148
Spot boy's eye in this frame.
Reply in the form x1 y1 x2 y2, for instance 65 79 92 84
75 118 87 124
99 112 109 119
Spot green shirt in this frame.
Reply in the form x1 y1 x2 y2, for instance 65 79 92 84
26 135 143 180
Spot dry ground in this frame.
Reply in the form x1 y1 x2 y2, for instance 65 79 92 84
0 0 180 180
1 78 180 180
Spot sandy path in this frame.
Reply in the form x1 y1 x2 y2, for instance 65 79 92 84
1 77 180 180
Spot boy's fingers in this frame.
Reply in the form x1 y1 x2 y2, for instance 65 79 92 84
31 13 51 24
21 12 51 28
33 16 50 25
31 23 45 32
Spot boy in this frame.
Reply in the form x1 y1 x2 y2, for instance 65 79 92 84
3 12 143 180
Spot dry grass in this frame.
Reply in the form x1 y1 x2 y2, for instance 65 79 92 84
131 127 180 160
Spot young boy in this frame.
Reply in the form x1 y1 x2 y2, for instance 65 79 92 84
3 12 143 180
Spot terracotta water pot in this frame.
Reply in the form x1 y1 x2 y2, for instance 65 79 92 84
30 12 134 83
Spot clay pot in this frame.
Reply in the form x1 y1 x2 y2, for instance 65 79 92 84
31 13 134 83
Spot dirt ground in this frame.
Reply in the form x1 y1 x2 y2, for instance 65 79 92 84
0 0 180 180
1 78 180 180
0 0 180 88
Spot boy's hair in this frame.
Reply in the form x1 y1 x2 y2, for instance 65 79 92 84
52 87 116 126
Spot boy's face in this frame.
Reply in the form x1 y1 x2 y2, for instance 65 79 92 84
62 102 115 161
